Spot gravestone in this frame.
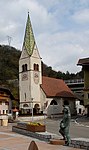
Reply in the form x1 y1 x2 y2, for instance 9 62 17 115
28 141 39 150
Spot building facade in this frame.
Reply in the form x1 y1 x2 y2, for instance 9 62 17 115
19 13 76 116
0 87 15 125
19 13 42 114
0 87 14 115
78 57 89 115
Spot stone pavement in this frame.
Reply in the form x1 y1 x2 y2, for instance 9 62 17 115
76 116 89 127
0 123 82 150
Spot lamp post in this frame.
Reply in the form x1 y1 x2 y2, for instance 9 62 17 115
31 98 33 122
43 110 47 126
53 103 54 118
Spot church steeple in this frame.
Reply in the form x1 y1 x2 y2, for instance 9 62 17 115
23 12 35 56
19 13 42 114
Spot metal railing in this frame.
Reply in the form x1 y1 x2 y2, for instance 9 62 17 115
64 79 84 84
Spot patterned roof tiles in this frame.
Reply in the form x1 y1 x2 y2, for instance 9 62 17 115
23 12 35 56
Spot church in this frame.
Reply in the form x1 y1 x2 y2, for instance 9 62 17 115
19 13 76 116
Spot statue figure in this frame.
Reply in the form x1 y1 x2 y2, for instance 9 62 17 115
59 100 71 146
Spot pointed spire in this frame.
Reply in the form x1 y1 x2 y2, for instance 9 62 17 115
23 12 35 55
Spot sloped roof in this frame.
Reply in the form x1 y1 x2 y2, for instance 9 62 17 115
77 57 89 66
41 76 76 98
23 12 35 56
0 87 15 100
12 108 19 112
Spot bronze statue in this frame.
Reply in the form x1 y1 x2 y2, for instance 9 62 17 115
59 100 71 146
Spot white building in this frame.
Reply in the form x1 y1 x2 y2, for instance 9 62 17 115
76 100 86 115
0 87 13 115
19 13 76 116
0 87 14 125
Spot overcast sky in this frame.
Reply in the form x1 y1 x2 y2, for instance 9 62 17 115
0 0 89 73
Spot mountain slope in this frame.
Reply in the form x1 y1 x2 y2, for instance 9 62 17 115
0 45 21 83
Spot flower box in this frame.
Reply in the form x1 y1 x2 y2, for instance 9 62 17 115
27 123 45 132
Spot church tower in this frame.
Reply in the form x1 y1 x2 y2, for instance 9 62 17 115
19 13 42 113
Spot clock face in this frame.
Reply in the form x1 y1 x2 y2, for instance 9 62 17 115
22 73 28 81
34 72 39 84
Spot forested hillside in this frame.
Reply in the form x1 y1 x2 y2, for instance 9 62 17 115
0 45 21 82
42 62 84 80
0 45 84 83
0 44 84 98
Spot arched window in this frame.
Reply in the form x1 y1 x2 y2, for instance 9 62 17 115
50 100 58 105
23 104 29 107
34 63 39 71
34 104 40 114
34 64 36 71
22 65 24 72
37 64 39 71
22 64 28 72
25 64 27 71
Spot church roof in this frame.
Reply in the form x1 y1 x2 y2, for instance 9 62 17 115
41 76 76 98
23 12 35 56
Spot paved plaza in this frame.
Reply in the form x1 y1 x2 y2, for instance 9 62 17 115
0 123 82 150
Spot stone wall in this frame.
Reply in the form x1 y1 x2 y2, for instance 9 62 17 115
70 138 89 149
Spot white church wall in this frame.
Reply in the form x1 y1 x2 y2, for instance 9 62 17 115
28 47 42 107
47 105 60 117
69 100 76 115
56 98 63 112
47 98 63 117
30 72 41 102
40 88 47 112
19 57 31 106
32 45 40 58
19 46 42 109
40 88 64 116
20 48 29 59
31 55 42 84
19 79 30 102
19 57 30 73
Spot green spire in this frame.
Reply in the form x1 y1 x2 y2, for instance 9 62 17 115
23 12 35 55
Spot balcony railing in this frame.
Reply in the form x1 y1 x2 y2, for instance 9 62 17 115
0 93 10 97
64 79 84 84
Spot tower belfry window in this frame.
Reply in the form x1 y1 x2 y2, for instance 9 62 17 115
34 63 39 71
37 64 39 71
22 65 24 72
25 64 27 71
34 64 36 71
22 64 28 72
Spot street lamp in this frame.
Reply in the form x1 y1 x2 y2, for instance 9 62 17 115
31 98 33 122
